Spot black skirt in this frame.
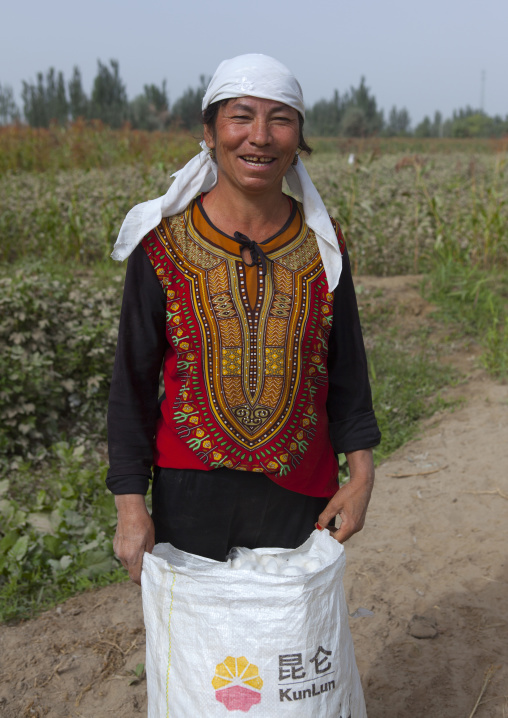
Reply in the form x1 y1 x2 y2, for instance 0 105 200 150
151 466 330 562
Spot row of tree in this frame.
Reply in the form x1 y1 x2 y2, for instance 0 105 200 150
0 62 171 131
1 60 507 138
304 84 508 138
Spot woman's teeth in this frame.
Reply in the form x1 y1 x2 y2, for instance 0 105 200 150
242 156 274 166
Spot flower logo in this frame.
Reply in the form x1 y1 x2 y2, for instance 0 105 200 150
212 656 263 712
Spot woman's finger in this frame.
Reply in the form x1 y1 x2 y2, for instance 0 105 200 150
316 493 343 532
316 477 373 543
128 560 142 586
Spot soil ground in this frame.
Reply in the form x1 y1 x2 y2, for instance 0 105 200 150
1 276 507 718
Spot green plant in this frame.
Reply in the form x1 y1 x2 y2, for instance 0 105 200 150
129 663 146 685
368 339 458 461
0 443 124 622
0 267 123 461
305 150 507 276
2 149 506 272
482 317 508 376
0 164 185 264
423 256 508 378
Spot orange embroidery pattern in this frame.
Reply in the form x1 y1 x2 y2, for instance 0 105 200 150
143 204 339 477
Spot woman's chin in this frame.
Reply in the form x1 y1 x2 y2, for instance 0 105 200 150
229 173 286 197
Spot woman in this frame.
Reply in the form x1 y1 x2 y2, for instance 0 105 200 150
107 54 381 584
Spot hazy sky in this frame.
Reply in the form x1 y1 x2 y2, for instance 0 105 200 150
2 0 507 125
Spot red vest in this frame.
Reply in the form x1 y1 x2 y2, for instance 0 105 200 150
142 200 344 497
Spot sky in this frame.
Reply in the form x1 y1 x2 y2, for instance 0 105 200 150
2 0 507 126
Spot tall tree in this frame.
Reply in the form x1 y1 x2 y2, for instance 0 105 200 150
340 106 369 137
431 111 442 138
172 75 208 130
90 59 128 128
144 81 169 113
385 106 411 136
45 68 57 120
22 72 48 127
21 68 68 126
344 77 384 136
53 70 69 124
306 90 343 136
414 115 432 137
0 84 19 124
130 81 170 130
68 66 89 120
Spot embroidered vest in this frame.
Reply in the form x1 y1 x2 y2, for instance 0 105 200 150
143 200 343 497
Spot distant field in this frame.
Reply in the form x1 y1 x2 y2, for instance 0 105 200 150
311 150 507 274
1 123 505 174
309 135 506 156
1 135 506 272
0 122 198 173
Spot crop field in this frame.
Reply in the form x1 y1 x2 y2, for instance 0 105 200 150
1 135 506 271
1 129 507 621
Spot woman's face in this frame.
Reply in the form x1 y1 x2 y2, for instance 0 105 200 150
204 96 300 197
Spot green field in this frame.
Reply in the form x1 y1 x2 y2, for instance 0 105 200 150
1 129 507 621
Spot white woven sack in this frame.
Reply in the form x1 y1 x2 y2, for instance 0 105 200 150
141 529 367 717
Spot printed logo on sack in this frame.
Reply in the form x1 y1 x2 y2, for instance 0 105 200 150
278 646 337 703
212 655 263 712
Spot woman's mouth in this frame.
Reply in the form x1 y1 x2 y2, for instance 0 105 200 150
241 156 275 166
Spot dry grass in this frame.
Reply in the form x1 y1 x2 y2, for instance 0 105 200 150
0 121 197 173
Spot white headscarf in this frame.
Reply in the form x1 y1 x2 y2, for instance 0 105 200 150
112 53 342 290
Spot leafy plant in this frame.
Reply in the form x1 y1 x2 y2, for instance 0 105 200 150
0 164 190 263
0 443 124 622
369 340 457 461
423 256 508 378
129 662 146 685
482 317 508 376
0 267 123 461
305 150 507 275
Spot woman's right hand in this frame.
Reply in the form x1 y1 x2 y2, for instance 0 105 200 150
113 494 155 585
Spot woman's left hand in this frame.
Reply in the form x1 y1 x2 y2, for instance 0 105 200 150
113 494 155 585
317 448 375 543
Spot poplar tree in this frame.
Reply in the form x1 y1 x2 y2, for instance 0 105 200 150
68 66 89 120
385 106 411 136
171 75 208 130
0 84 19 124
90 60 128 128
130 81 170 130
21 68 68 126
22 73 48 127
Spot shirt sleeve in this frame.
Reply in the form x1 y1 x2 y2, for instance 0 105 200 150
326 248 381 453
106 243 168 495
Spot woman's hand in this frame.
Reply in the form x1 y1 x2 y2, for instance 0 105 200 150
317 449 375 543
113 494 155 585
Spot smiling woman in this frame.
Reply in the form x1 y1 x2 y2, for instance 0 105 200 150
106 54 381 585
202 97 301 236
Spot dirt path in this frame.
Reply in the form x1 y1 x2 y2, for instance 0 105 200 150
1 279 507 718
349 372 508 717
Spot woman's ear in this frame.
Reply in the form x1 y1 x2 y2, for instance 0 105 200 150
203 123 215 149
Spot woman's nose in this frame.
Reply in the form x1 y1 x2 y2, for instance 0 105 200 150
249 117 270 146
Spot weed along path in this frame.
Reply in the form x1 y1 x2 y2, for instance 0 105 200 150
0 278 507 718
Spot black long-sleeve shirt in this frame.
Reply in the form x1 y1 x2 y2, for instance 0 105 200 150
106 239 380 495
